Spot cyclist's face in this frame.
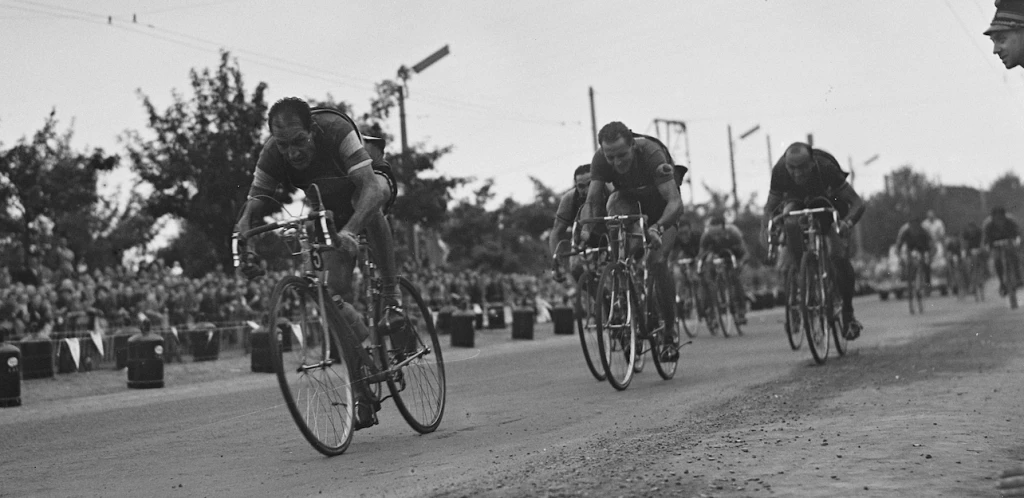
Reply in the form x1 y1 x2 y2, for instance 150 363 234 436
991 29 1024 69
271 116 316 170
786 161 812 186
600 137 634 173
574 172 592 197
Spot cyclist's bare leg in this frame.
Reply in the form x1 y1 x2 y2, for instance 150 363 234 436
827 231 861 337
728 253 747 322
653 225 678 336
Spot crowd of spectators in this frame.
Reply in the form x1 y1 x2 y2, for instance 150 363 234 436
0 239 575 343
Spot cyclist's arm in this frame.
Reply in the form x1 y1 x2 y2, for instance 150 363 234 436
652 169 683 229
584 179 607 220
341 164 388 234
235 196 270 251
763 190 784 229
833 182 865 226
549 217 570 261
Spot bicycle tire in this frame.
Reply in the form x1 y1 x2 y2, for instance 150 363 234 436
268 276 354 456
648 279 678 380
829 279 848 357
784 271 803 351
678 276 700 338
916 258 926 314
714 270 733 338
802 253 829 365
595 263 637 391
1004 250 1019 310
378 277 446 434
575 270 606 381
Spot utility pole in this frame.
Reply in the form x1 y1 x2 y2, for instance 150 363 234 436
589 87 598 152
395 45 450 267
728 125 738 213
807 133 814 147
766 134 773 174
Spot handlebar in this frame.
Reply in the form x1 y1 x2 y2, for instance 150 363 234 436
232 210 333 268
785 207 840 235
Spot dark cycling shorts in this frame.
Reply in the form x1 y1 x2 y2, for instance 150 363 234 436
312 164 397 228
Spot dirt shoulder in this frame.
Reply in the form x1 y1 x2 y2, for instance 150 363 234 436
433 300 1024 497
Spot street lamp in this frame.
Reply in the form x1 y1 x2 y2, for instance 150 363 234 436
396 45 451 164
728 124 760 213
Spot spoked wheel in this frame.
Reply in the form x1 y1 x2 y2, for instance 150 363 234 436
784 271 803 351
714 272 734 338
575 271 605 381
595 263 638 391
1006 256 1019 310
647 282 678 380
801 254 829 365
376 277 446 434
268 276 354 456
678 279 700 339
915 264 926 314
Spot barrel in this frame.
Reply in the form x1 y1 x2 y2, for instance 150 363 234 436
127 332 164 389
190 322 220 362
250 327 274 373
450 312 476 348
511 308 535 340
551 306 574 335
435 309 453 335
19 337 54 380
487 305 506 329
0 343 21 407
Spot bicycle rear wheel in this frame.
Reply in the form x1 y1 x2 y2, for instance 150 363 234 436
648 281 678 380
828 280 847 357
268 276 354 456
595 263 638 390
801 254 829 365
575 270 605 381
378 277 446 434
784 271 803 351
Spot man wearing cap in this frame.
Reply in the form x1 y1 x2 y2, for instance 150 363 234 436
985 0 1024 69
763 142 866 339
549 164 608 284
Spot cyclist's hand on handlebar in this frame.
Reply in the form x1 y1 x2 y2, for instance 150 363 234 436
336 229 359 256
647 227 663 251
836 219 852 237
239 251 265 280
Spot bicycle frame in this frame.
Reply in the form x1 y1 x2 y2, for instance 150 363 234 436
785 205 841 364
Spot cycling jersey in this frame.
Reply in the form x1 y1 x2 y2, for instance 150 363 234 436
896 222 932 253
674 227 702 259
983 215 1021 245
699 224 746 260
590 137 676 221
945 238 963 256
555 188 606 247
249 108 391 225
769 148 851 217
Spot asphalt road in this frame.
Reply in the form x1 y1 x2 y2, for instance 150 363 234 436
1 288 1021 497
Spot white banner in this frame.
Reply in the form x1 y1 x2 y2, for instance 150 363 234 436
90 330 104 356
207 330 215 343
246 320 260 332
290 323 304 349
170 326 178 339
64 338 81 369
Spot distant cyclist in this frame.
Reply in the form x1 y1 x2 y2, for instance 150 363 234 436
763 142 866 339
982 206 1022 296
583 121 685 362
549 164 607 283
895 217 934 286
698 215 749 325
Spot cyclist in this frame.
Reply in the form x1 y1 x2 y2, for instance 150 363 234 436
549 164 607 284
583 121 685 362
982 206 1022 297
895 216 934 290
985 0 1024 69
763 142 866 339
944 234 966 294
234 97 410 430
698 214 749 325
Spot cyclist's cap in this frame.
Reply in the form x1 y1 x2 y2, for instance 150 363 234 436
710 214 726 226
783 143 812 169
984 0 1024 35
363 135 385 149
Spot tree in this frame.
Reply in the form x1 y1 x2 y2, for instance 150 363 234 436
124 51 269 276
0 110 121 268
988 172 1024 220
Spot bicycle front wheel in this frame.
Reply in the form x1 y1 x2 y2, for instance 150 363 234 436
595 263 638 390
268 276 354 456
648 280 678 380
784 271 803 351
575 270 606 381
714 272 734 338
678 277 700 339
378 277 446 434
801 254 829 365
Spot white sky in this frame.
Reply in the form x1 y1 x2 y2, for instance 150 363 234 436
2 0 1024 210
